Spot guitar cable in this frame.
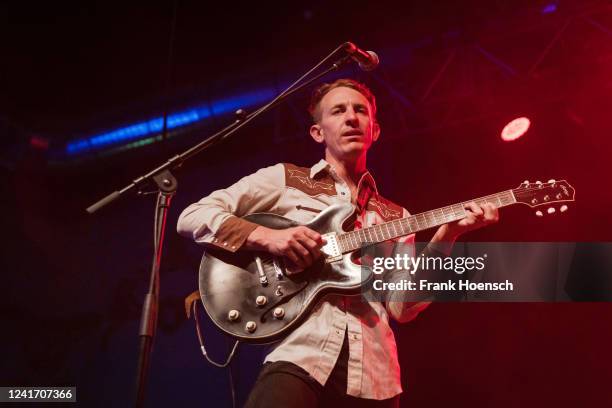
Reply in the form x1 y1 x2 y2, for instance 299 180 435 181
192 301 240 408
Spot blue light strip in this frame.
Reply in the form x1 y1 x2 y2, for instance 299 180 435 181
65 87 277 155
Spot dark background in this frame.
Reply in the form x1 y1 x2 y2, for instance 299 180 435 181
1 1 612 406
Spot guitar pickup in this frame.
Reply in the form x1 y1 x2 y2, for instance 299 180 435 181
321 233 342 262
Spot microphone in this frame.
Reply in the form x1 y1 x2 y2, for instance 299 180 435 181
343 42 379 71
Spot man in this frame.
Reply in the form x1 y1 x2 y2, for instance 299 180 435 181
177 79 498 407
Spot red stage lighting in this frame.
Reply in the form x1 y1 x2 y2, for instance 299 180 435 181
501 117 530 141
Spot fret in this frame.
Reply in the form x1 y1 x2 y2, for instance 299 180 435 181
445 207 453 222
381 224 389 240
400 218 410 235
398 219 406 235
428 211 437 227
333 188 526 255
391 220 399 237
342 235 350 252
376 225 383 241
359 229 367 244
369 226 377 241
427 210 436 225
337 235 345 252
440 207 447 223
409 216 418 233
417 213 426 229
351 231 359 249
436 208 444 224
424 212 434 228
405 215 416 234
369 227 376 242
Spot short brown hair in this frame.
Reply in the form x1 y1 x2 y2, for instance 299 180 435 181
308 78 377 123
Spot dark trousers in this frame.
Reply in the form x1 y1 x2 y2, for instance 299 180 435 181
245 332 400 408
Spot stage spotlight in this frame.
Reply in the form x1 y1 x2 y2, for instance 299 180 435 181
501 117 530 142
541 3 558 14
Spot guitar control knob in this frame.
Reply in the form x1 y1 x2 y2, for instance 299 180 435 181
273 307 285 319
536 210 543 217
547 207 556 214
255 296 268 307
560 205 568 212
228 310 240 321
548 179 556 183
543 195 550 201
245 321 257 333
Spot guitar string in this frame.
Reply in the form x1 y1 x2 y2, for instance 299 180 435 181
335 186 573 252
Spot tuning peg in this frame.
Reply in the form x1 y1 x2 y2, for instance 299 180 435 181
548 179 556 184
560 205 568 213
536 180 542 186
523 180 530 185
536 210 543 217
547 207 555 214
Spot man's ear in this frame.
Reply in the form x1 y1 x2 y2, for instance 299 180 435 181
310 123 325 144
372 121 381 142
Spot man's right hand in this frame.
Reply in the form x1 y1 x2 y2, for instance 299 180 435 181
245 226 326 273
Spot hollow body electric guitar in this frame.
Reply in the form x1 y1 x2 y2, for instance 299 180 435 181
199 180 575 344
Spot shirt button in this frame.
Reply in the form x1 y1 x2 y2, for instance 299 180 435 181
336 330 341 336
353 334 359 340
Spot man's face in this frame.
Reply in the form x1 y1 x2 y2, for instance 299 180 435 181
310 86 380 161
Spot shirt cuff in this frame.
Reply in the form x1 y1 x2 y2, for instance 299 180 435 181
211 216 259 252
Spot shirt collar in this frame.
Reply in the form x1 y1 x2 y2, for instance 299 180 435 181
309 159 378 195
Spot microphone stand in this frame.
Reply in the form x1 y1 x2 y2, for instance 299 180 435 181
86 50 353 408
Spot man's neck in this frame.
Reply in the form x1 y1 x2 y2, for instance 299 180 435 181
324 151 367 189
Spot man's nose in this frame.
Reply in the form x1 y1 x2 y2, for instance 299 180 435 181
345 108 358 125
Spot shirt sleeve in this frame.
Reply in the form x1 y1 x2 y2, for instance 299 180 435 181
384 207 432 323
176 163 285 252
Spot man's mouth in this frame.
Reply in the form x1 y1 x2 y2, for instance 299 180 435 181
342 130 363 137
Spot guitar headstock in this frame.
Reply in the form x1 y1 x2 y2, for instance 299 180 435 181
513 179 575 216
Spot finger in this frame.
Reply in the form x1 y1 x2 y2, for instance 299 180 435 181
464 213 477 225
298 236 322 257
482 202 497 221
301 227 323 244
284 248 301 267
291 241 313 266
464 201 483 216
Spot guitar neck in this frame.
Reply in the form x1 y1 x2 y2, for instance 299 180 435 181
338 189 517 253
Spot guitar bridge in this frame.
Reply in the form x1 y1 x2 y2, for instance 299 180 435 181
321 233 342 263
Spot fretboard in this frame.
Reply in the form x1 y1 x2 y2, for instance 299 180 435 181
337 189 516 253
